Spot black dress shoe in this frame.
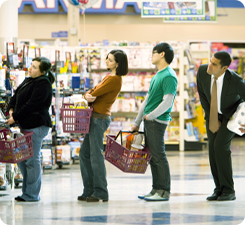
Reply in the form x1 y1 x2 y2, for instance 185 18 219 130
206 192 221 201
217 193 236 201
15 196 26 202
86 196 108 202
77 195 87 201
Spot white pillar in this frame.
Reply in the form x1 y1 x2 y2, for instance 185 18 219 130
67 4 80 46
0 0 18 54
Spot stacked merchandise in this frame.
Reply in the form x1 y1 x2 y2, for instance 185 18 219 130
41 45 182 145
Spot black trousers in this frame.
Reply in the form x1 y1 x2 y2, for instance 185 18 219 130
206 114 235 194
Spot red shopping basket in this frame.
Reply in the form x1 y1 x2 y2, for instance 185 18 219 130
60 103 93 133
0 129 34 163
105 131 151 174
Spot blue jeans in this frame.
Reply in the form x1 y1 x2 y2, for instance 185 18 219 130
79 117 110 200
144 120 170 192
17 126 50 201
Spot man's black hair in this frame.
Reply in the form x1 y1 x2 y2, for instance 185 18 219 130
214 51 232 68
153 42 174 64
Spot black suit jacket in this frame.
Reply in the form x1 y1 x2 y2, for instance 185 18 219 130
197 64 245 121
8 76 52 129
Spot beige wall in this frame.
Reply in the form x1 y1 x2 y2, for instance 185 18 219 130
18 8 245 43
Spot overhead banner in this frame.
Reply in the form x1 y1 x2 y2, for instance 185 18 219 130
17 0 243 14
164 0 217 22
18 0 141 14
141 1 205 18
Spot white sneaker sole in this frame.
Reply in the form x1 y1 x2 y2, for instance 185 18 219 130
144 197 169 201
138 194 153 199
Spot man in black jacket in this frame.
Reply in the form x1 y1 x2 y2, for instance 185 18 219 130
197 51 245 201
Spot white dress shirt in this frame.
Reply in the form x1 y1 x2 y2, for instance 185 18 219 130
210 72 225 114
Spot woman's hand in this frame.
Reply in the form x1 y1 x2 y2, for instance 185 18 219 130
5 117 15 125
85 94 97 103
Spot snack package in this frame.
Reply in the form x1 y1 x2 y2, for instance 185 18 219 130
126 133 135 149
126 133 144 150
74 99 88 108
131 143 144 151
69 95 85 103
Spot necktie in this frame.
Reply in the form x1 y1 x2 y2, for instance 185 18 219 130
209 76 219 133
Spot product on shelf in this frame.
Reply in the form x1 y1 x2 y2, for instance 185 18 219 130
41 149 53 167
56 145 71 163
68 141 81 158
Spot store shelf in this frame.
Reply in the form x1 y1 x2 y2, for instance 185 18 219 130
51 46 186 151
91 68 157 73
91 68 180 73
112 111 179 118
171 111 179 116
111 111 137 117
60 89 85 95
165 141 179 144
120 90 148 93
184 129 197 142
190 50 210 53
43 165 53 169
56 161 70 169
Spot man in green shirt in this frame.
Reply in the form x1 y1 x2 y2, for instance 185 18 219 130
131 42 177 201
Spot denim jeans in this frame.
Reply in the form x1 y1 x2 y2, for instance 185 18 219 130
144 120 170 192
79 116 111 200
17 126 50 201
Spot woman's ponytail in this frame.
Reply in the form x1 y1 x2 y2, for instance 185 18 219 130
47 70 55 84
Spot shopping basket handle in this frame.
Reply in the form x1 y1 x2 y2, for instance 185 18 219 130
114 130 144 145
121 130 144 134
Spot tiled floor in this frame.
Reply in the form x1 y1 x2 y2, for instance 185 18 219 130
1 138 245 225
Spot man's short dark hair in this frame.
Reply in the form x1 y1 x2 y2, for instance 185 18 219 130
106 50 128 76
153 42 174 64
214 51 232 68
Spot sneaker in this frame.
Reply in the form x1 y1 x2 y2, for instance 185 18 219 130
138 189 157 199
144 190 170 201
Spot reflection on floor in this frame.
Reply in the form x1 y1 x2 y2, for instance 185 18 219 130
0 138 245 225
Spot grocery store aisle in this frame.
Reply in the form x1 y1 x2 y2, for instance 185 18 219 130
0 139 245 225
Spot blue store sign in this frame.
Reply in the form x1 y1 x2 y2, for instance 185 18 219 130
17 0 244 15
51 31 68 38
18 0 141 14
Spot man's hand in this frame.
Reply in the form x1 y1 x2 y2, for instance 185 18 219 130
5 117 15 125
239 124 245 133
144 115 149 120
85 94 96 103
131 125 139 133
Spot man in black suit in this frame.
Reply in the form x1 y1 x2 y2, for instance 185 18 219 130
197 51 245 201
